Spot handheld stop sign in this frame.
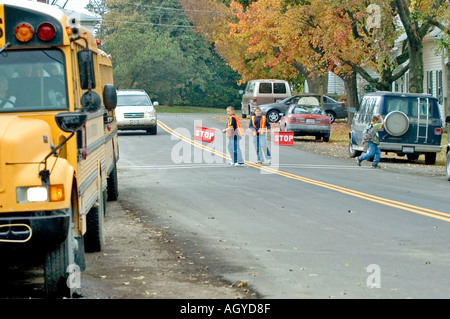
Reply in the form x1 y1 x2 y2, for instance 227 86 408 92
194 126 215 143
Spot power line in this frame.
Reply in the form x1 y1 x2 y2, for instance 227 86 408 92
102 18 199 28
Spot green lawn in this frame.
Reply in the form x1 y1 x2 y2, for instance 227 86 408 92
155 105 226 114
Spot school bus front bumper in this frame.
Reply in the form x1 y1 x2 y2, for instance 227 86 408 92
0 210 69 245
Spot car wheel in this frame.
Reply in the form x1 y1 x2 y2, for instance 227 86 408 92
348 141 361 158
326 111 336 123
323 134 330 142
147 126 157 135
446 151 450 181
406 153 419 161
266 110 280 123
424 152 436 165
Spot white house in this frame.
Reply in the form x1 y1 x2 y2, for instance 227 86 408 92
304 71 346 96
29 0 101 34
62 9 102 35
392 28 448 120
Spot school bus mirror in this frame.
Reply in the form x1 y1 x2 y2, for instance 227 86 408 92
55 111 87 133
77 49 96 90
103 84 117 110
81 91 102 113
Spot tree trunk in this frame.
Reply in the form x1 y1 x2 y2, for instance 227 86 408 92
293 60 328 95
305 72 328 95
407 39 424 93
341 69 359 126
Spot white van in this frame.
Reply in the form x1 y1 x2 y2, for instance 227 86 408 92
240 79 291 118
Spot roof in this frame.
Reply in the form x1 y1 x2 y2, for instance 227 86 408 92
117 89 148 95
249 79 289 82
364 91 438 99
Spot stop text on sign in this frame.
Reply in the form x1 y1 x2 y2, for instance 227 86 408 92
194 126 215 143
274 131 294 145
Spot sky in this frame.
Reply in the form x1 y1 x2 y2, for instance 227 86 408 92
53 0 91 14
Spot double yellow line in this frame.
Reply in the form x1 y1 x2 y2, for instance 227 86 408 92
158 120 450 223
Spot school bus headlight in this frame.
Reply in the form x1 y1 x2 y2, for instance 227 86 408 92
16 185 65 203
15 23 34 42
26 187 49 202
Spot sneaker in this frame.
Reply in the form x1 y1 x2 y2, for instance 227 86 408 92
228 162 236 166
372 164 379 168
256 161 262 164
355 157 361 166
235 163 245 166
265 160 272 165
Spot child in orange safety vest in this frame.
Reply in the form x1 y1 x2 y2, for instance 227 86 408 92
249 106 271 164
222 106 245 166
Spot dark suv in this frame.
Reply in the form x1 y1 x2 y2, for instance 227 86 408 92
349 92 443 165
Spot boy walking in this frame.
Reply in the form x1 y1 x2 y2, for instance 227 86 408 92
222 106 245 166
356 114 384 168
249 106 271 164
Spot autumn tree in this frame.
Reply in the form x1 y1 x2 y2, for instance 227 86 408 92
393 0 448 93
89 0 243 107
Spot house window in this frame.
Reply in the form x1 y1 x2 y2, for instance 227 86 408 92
437 70 443 104
427 71 433 95
405 73 409 93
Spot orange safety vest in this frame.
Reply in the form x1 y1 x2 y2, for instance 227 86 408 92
251 115 267 136
227 114 244 137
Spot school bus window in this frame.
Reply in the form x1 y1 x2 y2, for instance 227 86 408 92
0 49 68 112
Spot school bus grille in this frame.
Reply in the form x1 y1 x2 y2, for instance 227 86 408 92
124 113 144 119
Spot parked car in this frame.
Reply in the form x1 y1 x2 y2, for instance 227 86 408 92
349 92 443 165
116 89 158 135
240 79 291 118
259 94 347 123
279 95 331 141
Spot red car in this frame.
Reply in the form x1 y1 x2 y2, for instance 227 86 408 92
279 96 331 142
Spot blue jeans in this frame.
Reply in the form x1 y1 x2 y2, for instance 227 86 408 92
359 142 381 165
253 134 271 162
227 136 244 164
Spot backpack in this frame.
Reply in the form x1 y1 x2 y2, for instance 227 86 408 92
362 124 376 142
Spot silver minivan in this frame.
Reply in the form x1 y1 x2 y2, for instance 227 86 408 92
240 79 291 118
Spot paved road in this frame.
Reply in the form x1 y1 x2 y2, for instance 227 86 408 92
117 113 450 299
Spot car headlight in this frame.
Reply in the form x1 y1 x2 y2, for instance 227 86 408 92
16 185 65 203
144 109 156 118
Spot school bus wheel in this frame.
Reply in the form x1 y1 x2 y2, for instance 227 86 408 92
43 201 77 298
84 189 106 253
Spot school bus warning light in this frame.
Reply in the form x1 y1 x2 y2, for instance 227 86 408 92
15 22 56 42
15 23 34 42
37 22 56 42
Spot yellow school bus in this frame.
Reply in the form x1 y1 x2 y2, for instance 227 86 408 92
0 0 119 297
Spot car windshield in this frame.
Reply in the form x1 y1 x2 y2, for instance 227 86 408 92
291 105 325 115
0 50 68 112
117 95 151 107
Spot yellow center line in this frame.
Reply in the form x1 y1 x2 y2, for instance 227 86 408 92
158 120 450 223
